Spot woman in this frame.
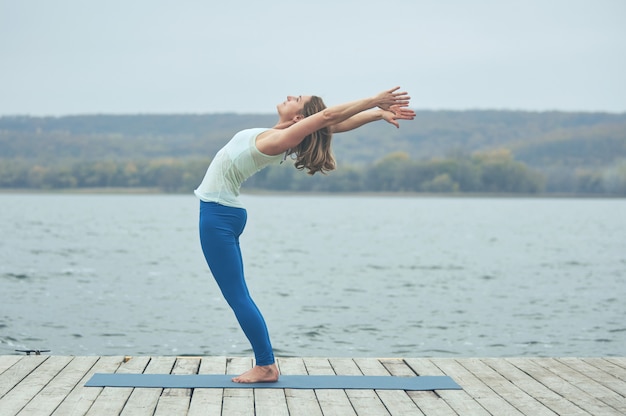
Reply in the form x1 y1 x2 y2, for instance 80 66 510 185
195 87 415 383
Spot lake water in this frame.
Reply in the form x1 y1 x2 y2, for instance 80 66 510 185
1 193 625 358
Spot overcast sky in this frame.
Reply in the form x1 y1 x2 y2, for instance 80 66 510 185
1 0 625 115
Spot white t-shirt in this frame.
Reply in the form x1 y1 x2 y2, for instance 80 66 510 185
194 128 284 208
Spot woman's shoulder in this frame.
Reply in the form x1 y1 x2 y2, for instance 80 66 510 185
253 128 285 156
234 127 269 134
229 127 271 141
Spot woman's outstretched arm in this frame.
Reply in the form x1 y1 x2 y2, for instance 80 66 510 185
331 104 416 133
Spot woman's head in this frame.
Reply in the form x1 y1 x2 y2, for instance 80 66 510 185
290 95 336 175
277 95 312 122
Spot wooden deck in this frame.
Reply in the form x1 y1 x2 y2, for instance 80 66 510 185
0 355 624 415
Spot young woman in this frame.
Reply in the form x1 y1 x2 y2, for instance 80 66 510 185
195 87 415 383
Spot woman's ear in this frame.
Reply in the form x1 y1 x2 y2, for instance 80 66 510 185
292 114 305 123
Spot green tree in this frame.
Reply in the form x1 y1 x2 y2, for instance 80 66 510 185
368 152 411 191
602 159 626 195
473 149 544 193
422 173 459 192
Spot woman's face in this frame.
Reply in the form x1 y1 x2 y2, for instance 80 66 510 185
277 95 312 121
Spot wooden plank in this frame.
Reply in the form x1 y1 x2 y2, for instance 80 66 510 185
16 356 99 416
330 358 391 416
85 356 151 415
254 359 289 416
278 357 322 416
152 357 199 416
0 355 48 399
162 357 200 397
505 358 596 416
405 358 489 416
119 356 176 416
381 358 457 416
0 355 70 415
255 387 289 416
485 358 585 416
461 358 556 416
577 358 626 394
221 357 254 416
433 358 525 416
188 356 227 416
51 356 124 416
584 357 626 382
530 358 625 415
0 356 22 375
304 357 357 416
355 358 424 416
604 357 626 372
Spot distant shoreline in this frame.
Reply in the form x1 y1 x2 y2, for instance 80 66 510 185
0 187 623 199
0 187 162 195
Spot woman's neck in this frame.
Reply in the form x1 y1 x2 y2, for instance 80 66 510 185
272 119 295 130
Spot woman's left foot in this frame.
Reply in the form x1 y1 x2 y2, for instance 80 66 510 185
232 363 279 383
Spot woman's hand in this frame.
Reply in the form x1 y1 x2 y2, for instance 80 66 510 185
382 104 416 128
373 87 410 110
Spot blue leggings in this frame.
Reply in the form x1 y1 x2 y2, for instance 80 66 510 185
199 201 275 366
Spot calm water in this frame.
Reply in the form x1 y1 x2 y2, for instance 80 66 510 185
1 193 625 358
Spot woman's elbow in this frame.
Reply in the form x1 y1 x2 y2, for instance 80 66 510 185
321 109 339 124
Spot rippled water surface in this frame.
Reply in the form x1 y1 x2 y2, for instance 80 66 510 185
1 193 625 358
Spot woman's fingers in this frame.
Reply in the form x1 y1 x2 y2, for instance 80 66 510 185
377 87 413 112
378 87 410 103
389 104 416 120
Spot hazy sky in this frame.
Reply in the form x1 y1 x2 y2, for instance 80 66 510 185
1 0 625 115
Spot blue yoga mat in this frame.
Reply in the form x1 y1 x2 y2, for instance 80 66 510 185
85 373 461 390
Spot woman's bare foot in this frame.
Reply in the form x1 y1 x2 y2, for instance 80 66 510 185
232 363 279 383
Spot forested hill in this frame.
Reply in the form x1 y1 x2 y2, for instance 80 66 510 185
1 111 625 195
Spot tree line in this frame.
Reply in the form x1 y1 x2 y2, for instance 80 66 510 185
3 149 623 195
1 111 625 195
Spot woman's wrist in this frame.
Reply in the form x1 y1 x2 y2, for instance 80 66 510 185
370 96 386 110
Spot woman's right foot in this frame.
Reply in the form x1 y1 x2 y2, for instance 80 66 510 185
232 363 279 383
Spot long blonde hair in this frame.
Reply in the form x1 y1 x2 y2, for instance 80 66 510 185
289 96 336 175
